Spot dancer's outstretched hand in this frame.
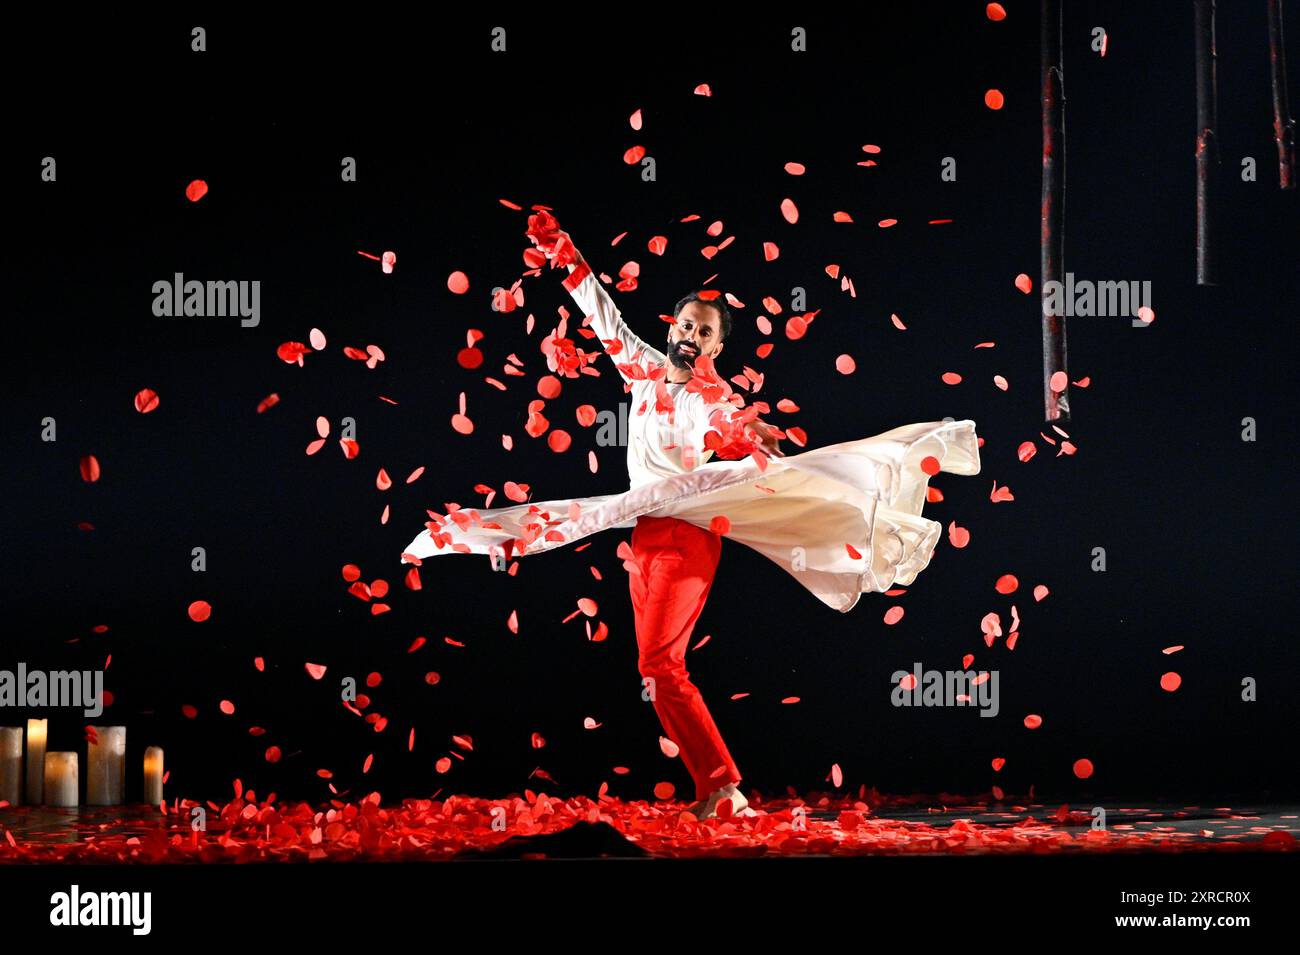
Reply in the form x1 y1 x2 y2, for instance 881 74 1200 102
750 420 785 458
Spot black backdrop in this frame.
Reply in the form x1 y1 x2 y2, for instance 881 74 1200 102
4 6 1297 808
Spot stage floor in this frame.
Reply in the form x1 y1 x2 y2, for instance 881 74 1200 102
2 793 1298 862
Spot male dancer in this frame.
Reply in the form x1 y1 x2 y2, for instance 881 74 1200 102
543 228 782 819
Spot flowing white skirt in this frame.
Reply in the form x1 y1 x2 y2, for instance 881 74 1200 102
401 419 981 613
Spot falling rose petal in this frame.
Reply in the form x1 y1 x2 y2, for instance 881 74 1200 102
709 515 730 535
835 354 856 375
920 455 941 476
785 162 806 175
1023 714 1043 729
547 430 572 452
1137 306 1155 324
831 763 843 787
457 347 483 369
1160 672 1182 692
890 313 907 331
995 574 1019 594
265 746 282 763
308 327 327 350
576 405 598 427
538 375 562 399
133 388 160 414
780 198 799 224
436 757 451 774
277 341 310 365
832 211 853 223
987 2 1007 20
451 413 474 435
79 455 101 482
376 468 392 490
781 697 800 704
405 466 425 484
990 482 1015 502
256 393 280 414
187 600 212 623
629 108 643 129
381 251 397 274
578 597 598 617
1049 371 1069 392
181 704 198 719
693 83 711 96
1014 273 1033 294
659 736 680 758
763 242 780 261
448 271 470 294
985 89 1005 110
1163 645 1184 655
883 606 905 625
339 439 360 459
185 179 208 202
993 375 1009 391
877 218 898 228
648 235 668 256
305 662 327 680
899 673 917 691
507 609 519 634
948 522 971 548
1073 758 1094 779
653 781 676 801
991 757 1006 771
1033 584 1049 601
846 543 862 559
623 145 646 164
785 315 808 340
219 700 235 715
1017 441 1037 463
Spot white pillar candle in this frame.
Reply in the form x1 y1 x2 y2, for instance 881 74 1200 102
143 746 164 806
26 719 47 804
44 752 78 808
86 725 126 805
0 728 22 806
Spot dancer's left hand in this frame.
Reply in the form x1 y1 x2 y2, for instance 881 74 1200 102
750 420 785 458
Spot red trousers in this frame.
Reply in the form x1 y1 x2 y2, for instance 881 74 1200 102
629 514 741 801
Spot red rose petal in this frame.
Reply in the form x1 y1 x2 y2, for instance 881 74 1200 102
133 388 160 414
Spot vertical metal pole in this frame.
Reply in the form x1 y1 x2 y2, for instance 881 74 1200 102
1195 0 1220 284
1041 0 1070 423
1268 0 1296 188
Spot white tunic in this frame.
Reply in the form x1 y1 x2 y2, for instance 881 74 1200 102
402 265 982 614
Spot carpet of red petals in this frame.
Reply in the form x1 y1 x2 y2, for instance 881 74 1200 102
2 789 1297 863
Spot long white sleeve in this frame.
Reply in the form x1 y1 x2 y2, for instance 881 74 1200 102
562 260 666 385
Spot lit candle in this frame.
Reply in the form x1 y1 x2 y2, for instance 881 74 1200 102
0 728 21 806
44 752 78 808
26 719 47 804
86 725 126 805
143 746 164 806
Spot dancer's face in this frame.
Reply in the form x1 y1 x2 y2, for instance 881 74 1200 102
666 302 724 374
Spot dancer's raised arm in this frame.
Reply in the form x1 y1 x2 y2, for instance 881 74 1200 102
552 231 667 384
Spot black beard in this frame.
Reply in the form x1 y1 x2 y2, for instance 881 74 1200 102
668 342 698 369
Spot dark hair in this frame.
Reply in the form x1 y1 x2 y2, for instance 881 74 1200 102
672 291 733 342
